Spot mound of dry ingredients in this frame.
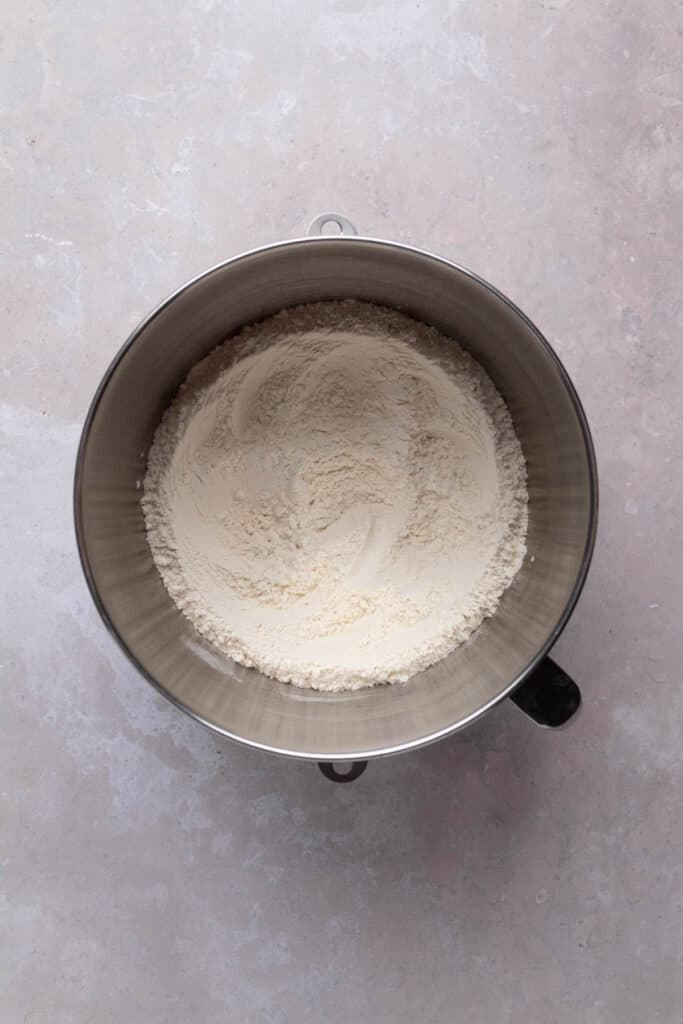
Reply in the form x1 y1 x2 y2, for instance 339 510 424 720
143 301 528 691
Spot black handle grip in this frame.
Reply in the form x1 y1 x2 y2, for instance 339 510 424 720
510 656 581 728
318 761 368 783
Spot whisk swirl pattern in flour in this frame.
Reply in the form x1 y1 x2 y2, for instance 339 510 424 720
142 301 528 691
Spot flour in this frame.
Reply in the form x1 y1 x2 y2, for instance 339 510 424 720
142 301 528 691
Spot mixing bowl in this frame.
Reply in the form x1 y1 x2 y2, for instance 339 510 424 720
74 213 598 781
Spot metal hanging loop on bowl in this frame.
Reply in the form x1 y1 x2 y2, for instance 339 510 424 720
318 761 368 783
308 213 358 237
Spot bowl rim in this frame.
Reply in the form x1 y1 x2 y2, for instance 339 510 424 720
73 233 599 761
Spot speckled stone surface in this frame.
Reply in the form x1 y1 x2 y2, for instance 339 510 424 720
3 2 682 1021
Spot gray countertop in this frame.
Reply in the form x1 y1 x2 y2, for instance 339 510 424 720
3 2 682 1021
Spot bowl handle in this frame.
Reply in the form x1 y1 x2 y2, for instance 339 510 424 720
308 212 358 237
510 657 581 728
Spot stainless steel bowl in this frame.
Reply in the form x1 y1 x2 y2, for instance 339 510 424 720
74 214 598 779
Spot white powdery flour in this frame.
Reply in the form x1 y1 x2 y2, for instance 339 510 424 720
143 301 528 691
